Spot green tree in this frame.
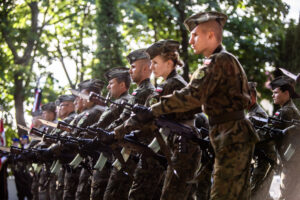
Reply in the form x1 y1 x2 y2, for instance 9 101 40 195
93 0 125 79
119 0 289 97
0 0 96 136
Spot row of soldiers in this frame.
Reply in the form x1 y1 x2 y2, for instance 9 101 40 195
1 10 300 200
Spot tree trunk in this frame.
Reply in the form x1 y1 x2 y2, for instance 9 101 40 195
13 72 27 136
172 0 190 82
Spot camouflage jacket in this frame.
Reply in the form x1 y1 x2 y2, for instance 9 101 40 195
72 105 105 137
94 91 131 130
108 78 155 131
49 112 77 136
272 99 300 162
151 45 259 148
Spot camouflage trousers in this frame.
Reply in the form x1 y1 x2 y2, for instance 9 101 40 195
38 166 50 200
128 156 165 200
90 163 111 200
210 143 254 200
160 141 201 200
279 161 300 200
251 142 276 200
188 161 213 200
103 158 137 200
49 173 58 200
31 171 39 200
63 167 81 200
75 167 91 200
56 167 65 200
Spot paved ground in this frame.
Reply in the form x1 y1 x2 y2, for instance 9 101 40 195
7 175 282 200
8 176 17 200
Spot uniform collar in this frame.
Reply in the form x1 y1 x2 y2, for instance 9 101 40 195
248 103 258 113
166 69 177 80
213 45 224 54
119 91 129 98
138 78 151 88
282 99 293 108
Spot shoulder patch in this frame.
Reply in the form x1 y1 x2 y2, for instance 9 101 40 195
156 87 163 93
204 59 211 66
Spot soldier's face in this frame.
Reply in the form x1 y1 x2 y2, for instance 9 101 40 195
42 110 56 121
107 78 124 99
74 96 84 113
58 101 74 119
272 87 290 106
81 89 94 109
189 25 210 55
150 55 173 79
129 60 143 83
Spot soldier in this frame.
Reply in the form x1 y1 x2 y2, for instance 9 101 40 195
90 67 131 200
269 76 300 200
70 79 105 200
47 80 104 200
103 49 155 200
115 40 201 200
247 82 276 200
40 102 57 134
49 95 76 200
133 11 259 200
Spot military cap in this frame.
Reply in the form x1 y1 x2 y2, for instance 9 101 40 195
55 95 76 106
184 11 228 32
270 76 300 99
104 67 130 81
32 110 42 117
146 39 180 60
41 102 56 113
127 49 150 64
248 82 257 92
78 79 105 94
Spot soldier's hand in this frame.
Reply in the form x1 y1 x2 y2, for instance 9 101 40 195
269 128 284 138
37 149 53 160
99 131 115 145
132 104 154 123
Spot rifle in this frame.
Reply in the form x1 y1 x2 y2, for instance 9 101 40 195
154 117 214 159
251 116 300 127
71 89 134 111
84 127 167 171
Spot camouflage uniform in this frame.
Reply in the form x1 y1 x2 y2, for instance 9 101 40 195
274 100 300 200
90 91 131 200
75 105 105 200
117 69 192 200
37 102 57 200
190 112 212 200
150 42 259 199
268 76 300 200
53 111 76 200
248 103 276 200
60 79 104 200
116 41 203 200
104 77 155 200
89 67 131 200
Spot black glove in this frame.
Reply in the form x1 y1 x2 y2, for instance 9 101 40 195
99 131 115 145
132 104 154 123
37 148 53 160
269 128 284 138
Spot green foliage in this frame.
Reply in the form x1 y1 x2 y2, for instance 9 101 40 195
275 17 300 107
93 0 125 79
116 0 289 99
